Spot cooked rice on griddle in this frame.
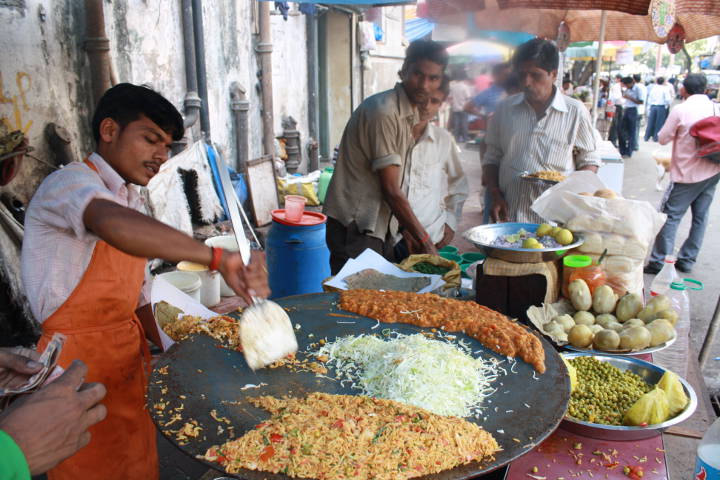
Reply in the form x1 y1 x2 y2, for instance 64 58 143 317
204 392 499 480
162 315 240 347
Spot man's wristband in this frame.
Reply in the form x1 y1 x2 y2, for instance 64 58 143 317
208 247 223 271
0 430 30 480
419 232 431 244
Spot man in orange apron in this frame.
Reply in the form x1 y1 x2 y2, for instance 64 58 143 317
20 83 270 480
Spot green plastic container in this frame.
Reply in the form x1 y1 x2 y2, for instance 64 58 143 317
562 255 592 268
461 252 486 264
318 167 334 204
439 245 459 255
439 252 462 264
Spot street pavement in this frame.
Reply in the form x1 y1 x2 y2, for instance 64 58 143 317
453 138 720 397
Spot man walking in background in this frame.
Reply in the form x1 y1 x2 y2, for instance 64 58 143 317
619 76 643 157
645 74 720 274
633 74 647 151
448 70 474 143
608 74 624 147
644 77 673 142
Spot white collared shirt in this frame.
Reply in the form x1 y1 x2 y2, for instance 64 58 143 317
405 124 469 243
21 153 150 323
483 89 600 223
647 83 673 106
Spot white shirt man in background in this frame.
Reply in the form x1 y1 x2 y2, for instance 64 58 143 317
448 71 474 143
644 77 673 142
397 78 469 258
633 74 647 151
608 74 625 147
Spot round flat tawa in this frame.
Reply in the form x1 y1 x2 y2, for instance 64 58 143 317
148 293 570 479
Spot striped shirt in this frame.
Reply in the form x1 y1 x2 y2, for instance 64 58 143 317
483 88 600 223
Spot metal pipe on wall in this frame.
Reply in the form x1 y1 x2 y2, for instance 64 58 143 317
191 0 211 138
230 83 250 171
306 10 320 171
84 0 112 107
181 0 201 131
257 1 276 158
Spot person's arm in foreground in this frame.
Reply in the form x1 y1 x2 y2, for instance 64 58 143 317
83 199 269 304
378 166 437 255
0 354 106 476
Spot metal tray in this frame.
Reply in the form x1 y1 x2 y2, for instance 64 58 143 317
148 293 571 480
463 223 584 263
560 353 697 441
562 331 677 356
520 174 562 188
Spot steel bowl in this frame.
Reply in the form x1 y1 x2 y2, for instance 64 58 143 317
561 353 698 441
462 223 584 263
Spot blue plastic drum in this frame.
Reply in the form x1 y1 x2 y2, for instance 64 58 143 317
266 210 331 298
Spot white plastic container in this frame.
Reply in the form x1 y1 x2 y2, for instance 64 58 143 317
204 235 240 296
695 416 720 479
156 271 202 302
177 261 221 307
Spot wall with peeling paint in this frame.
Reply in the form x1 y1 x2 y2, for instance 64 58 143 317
0 1 311 208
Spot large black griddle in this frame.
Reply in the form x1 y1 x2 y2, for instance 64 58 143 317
148 293 570 479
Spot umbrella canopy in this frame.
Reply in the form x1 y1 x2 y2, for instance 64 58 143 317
447 39 511 63
420 0 720 43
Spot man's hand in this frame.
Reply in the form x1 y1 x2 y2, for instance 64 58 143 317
489 190 509 223
0 360 107 475
418 235 438 256
0 347 42 391
435 224 455 249
218 250 271 305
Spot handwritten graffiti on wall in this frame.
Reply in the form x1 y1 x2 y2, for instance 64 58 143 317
0 71 33 134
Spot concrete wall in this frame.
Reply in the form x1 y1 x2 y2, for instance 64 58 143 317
0 0 311 209
362 6 407 98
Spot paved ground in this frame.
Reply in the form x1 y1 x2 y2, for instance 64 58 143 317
452 138 720 396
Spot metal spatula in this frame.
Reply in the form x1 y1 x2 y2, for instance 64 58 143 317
211 145 298 369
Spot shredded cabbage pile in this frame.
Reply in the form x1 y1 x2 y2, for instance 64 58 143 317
315 333 500 417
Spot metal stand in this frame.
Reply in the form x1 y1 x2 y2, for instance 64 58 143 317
699 294 720 369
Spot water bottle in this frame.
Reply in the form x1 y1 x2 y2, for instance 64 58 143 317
653 279 703 378
650 258 678 296
695 416 720 479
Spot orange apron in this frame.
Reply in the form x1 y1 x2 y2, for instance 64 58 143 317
36 160 158 480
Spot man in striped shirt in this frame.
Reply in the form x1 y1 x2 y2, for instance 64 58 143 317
482 39 600 223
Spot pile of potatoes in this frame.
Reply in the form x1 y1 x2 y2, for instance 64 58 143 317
543 278 677 352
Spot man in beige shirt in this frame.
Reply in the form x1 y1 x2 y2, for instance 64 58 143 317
323 40 449 273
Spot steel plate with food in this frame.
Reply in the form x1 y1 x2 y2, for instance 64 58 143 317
560 353 697 441
149 292 570 480
463 222 584 263
521 170 567 187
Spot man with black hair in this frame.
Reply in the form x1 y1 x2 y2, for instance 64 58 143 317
644 77 672 142
619 76 643 157
645 73 720 274
21 83 269 480
324 40 449 273
608 73 625 147
482 38 599 223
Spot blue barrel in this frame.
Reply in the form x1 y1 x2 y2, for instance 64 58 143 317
266 210 331 298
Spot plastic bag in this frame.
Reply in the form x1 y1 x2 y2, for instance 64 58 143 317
277 171 321 206
531 171 666 246
397 254 461 291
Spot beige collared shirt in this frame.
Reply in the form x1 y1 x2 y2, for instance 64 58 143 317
406 124 469 243
21 152 150 323
323 83 419 240
483 88 600 223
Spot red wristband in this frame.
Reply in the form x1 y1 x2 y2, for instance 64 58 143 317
419 232 430 244
209 247 223 271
